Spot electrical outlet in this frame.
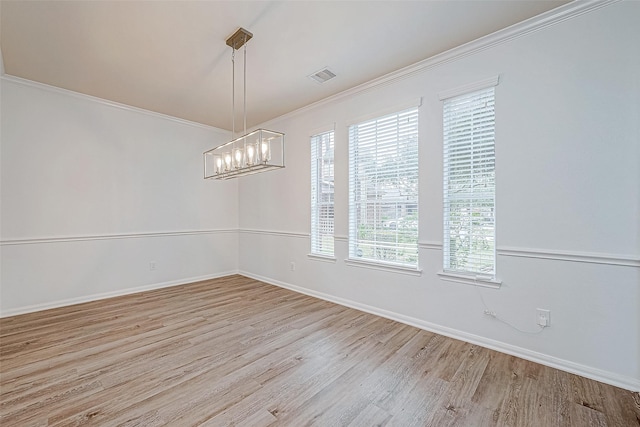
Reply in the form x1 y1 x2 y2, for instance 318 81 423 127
536 308 551 327
149 261 157 271
290 262 296 271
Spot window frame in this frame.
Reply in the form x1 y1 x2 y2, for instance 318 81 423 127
439 77 501 287
310 129 335 258
347 106 420 271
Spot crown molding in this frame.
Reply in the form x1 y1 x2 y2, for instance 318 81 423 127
258 0 621 128
2 2 618 133
0 74 230 134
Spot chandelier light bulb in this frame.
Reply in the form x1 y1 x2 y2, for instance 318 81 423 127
261 140 270 162
246 144 255 165
234 148 243 168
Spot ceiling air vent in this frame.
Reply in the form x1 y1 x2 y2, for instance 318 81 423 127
309 68 336 84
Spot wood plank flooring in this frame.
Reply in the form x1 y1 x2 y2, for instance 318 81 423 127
1 275 638 426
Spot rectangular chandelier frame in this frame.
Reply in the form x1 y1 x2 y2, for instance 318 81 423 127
204 128 284 180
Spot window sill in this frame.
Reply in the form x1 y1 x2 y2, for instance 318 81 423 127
307 253 337 263
345 258 422 276
437 271 502 289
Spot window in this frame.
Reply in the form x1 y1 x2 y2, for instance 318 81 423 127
443 86 496 277
348 107 419 267
310 130 335 256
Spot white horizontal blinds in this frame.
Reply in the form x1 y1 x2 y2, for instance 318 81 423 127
310 131 335 255
349 108 419 267
443 87 496 276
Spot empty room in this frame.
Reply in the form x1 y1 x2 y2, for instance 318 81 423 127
1 0 639 425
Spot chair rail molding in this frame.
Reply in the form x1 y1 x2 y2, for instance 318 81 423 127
0 229 237 246
497 246 640 268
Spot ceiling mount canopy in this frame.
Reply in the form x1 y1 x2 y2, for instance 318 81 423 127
204 27 284 180
225 27 253 50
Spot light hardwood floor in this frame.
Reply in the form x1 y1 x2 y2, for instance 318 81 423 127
1 275 638 426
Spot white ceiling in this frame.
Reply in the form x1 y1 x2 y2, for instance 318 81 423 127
1 0 569 130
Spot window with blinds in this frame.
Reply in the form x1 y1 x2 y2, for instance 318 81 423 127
443 87 496 277
310 130 335 256
348 108 419 267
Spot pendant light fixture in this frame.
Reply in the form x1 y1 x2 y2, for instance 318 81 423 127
204 28 285 180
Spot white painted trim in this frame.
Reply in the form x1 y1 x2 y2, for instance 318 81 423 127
0 229 237 246
419 241 443 250
0 74 230 134
438 75 500 101
346 98 422 127
344 258 422 277
0 271 238 318
257 0 620 130
307 253 337 263
497 247 640 268
238 230 639 268
308 123 336 138
437 270 502 289
238 271 640 392
238 228 309 239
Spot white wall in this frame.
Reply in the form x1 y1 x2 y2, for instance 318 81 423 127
0 77 238 315
0 0 638 393
238 1 640 390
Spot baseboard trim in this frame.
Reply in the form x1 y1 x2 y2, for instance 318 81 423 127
0 271 238 318
239 270 640 392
